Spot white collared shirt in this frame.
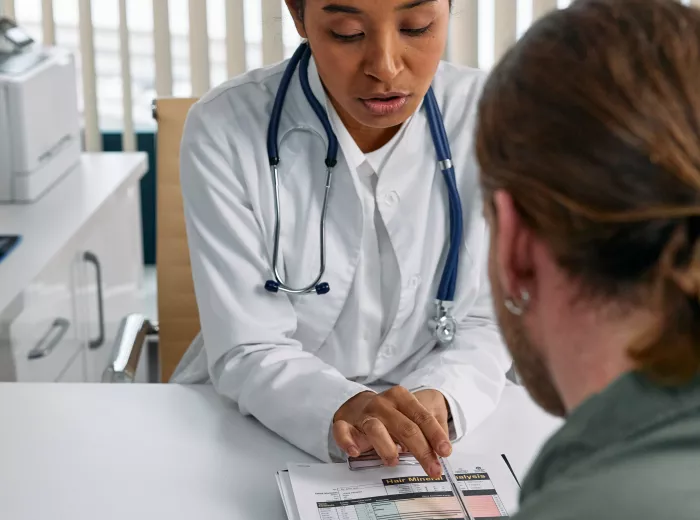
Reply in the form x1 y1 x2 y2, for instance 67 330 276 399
323 103 407 379
322 105 465 460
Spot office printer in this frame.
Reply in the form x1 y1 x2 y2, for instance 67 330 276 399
0 18 81 203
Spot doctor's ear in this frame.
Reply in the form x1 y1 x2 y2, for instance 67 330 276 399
284 0 308 37
491 190 536 301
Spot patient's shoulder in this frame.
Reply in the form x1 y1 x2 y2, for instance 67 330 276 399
514 460 700 520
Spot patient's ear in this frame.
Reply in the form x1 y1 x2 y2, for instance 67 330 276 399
492 190 536 298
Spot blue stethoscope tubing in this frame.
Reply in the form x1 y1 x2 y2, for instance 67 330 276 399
264 42 463 344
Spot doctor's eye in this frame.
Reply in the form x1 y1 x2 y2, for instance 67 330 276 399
401 23 434 37
330 31 364 42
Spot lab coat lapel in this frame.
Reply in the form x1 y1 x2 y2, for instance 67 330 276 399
272 53 363 351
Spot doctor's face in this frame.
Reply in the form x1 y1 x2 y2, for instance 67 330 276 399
288 0 449 140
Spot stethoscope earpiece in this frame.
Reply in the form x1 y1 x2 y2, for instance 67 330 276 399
265 280 330 296
315 283 330 295
264 281 280 293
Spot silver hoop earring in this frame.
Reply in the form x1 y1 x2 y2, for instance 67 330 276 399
504 289 530 316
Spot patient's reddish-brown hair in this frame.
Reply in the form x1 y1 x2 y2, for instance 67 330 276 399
476 0 700 382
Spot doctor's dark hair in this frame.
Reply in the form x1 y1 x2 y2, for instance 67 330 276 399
476 0 700 383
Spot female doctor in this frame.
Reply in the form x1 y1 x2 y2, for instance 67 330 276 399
174 0 511 479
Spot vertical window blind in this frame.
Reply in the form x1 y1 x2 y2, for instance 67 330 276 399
1 0 696 151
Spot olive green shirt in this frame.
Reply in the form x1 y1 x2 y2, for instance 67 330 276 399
513 372 700 519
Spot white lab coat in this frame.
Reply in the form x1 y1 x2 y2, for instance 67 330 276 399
172 55 512 463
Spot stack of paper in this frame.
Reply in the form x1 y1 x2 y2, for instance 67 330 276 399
277 453 521 520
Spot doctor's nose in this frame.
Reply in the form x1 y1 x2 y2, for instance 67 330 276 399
363 36 404 84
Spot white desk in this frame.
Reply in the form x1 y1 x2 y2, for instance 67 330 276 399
0 384 562 520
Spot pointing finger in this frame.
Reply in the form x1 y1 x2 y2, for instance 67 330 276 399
398 397 452 458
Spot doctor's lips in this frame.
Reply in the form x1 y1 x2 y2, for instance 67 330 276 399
360 92 410 116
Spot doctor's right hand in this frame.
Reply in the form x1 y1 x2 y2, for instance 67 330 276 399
332 386 452 479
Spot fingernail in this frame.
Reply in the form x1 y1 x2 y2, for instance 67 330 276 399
431 462 443 478
439 442 452 457
348 446 360 458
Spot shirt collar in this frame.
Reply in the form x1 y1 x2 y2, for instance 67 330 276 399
307 52 422 176
327 101 367 174
305 54 366 173
520 371 700 498
307 52 326 112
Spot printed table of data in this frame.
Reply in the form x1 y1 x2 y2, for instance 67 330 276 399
315 470 509 520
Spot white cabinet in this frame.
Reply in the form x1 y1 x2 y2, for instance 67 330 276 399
57 349 88 382
0 245 84 382
0 153 149 383
74 180 146 382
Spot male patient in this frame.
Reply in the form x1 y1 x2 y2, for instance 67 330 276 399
474 0 700 518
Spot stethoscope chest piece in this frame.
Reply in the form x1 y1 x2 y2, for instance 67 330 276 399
429 301 457 345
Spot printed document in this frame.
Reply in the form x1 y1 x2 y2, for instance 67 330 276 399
278 453 520 520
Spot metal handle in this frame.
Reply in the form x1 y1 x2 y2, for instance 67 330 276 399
83 251 105 349
102 314 159 383
27 318 70 360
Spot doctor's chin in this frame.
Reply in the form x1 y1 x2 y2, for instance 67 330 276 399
2 1 700 519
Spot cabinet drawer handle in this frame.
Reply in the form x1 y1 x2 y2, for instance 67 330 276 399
27 318 71 360
83 251 105 350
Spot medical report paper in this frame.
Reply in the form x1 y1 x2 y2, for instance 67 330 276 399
277 453 520 520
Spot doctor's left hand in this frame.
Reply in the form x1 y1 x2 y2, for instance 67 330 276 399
332 386 452 479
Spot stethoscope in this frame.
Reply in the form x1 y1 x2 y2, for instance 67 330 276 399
263 42 463 346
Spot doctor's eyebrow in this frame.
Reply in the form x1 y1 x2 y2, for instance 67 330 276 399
322 0 437 14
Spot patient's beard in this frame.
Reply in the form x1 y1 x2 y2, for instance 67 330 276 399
492 283 567 418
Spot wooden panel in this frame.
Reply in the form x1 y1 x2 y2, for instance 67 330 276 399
226 0 247 76
78 0 102 152
118 0 136 152
448 0 479 67
153 0 173 97
154 97 201 382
